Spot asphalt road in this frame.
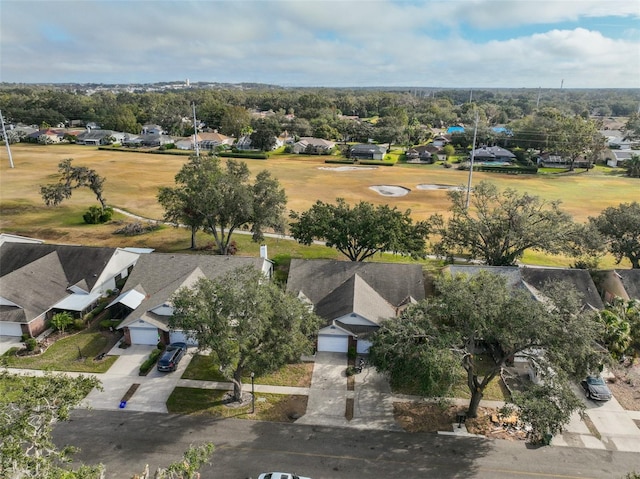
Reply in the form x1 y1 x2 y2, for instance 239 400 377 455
54 410 640 479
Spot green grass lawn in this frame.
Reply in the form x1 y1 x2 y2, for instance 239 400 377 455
181 354 314 387
166 387 307 422
2 331 118 373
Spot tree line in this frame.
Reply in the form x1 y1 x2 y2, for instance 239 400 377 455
3 85 639 150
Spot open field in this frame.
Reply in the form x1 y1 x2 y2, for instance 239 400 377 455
0 143 636 267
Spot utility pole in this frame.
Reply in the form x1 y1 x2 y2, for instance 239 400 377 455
192 102 200 157
465 109 479 209
0 110 14 168
536 87 541 109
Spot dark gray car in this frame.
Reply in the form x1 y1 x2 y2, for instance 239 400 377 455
581 375 612 401
157 342 187 372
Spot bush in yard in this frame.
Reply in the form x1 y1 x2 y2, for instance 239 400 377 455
50 311 74 334
72 319 85 331
139 348 163 375
83 205 113 224
24 338 37 351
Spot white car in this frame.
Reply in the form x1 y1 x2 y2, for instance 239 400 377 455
257 473 311 479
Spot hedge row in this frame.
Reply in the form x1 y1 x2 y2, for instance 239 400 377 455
219 151 268 159
459 165 538 175
358 160 395 167
139 347 163 375
97 146 192 156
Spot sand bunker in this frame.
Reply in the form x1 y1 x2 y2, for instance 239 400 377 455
416 184 465 191
318 166 378 171
369 185 410 197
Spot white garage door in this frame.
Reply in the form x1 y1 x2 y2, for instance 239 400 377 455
356 340 372 354
317 335 349 353
129 327 159 345
0 322 23 337
169 330 198 346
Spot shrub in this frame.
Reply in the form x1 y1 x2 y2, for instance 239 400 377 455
51 311 74 334
24 337 37 351
113 221 160 236
139 348 163 375
346 366 357 376
83 205 113 224
72 319 86 331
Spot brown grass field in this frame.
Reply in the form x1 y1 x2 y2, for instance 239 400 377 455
0 143 637 267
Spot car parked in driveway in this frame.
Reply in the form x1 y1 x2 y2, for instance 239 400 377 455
581 375 612 401
257 473 311 479
157 342 187 372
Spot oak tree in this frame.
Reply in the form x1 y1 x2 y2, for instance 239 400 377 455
159 155 287 255
369 271 602 434
290 198 430 261
590 202 640 268
429 181 575 266
169 266 323 402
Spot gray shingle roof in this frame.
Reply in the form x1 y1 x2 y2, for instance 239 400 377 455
286 259 425 308
444 265 604 310
117 253 269 330
0 243 116 292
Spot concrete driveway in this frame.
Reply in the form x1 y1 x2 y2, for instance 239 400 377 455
82 344 194 413
296 352 399 430
0 336 21 356
552 382 640 452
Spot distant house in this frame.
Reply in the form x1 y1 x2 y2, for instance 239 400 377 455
76 129 126 145
114 253 273 346
175 134 201 150
292 137 336 154
0 243 140 337
470 145 516 163
27 129 64 144
198 131 234 150
607 150 635 168
432 135 450 147
406 144 444 163
235 135 255 151
137 134 174 147
141 124 165 135
535 152 590 168
444 265 604 311
286 259 425 353
349 143 387 161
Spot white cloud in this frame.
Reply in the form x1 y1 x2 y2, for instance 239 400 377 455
0 0 638 87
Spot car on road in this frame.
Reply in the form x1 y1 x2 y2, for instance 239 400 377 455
257 473 311 479
581 375 612 401
157 342 187 372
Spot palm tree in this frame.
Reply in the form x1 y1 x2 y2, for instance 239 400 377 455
624 153 640 178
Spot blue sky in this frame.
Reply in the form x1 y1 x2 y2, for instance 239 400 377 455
1 0 639 88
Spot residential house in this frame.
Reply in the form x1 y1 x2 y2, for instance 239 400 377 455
198 131 234 150
114 253 273 346
406 144 444 163
0 243 140 337
235 135 254 151
76 129 126 145
470 145 516 163
292 137 336 155
536 152 590 168
27 129 64 144
432 135 450 148
141 124 165 135
444 265 604 311
175 134 201 150
349 143 387 161
286 259 426 353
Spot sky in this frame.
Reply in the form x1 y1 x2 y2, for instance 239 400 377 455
1 0 639 88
